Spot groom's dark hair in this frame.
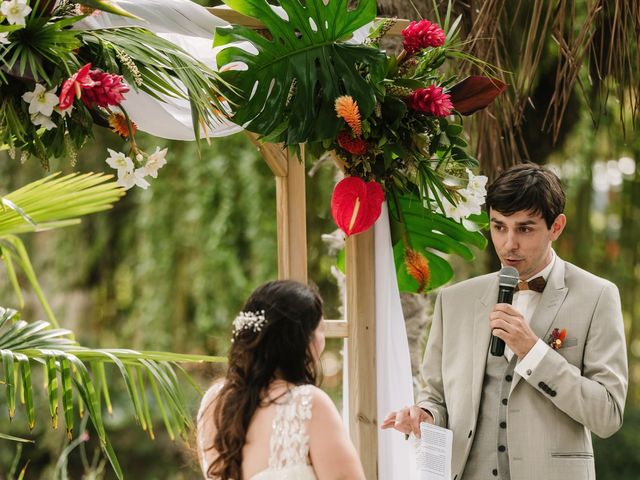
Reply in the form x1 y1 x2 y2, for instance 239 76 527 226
486 163 566 229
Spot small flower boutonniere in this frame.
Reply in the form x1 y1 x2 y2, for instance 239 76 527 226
548 328 568 350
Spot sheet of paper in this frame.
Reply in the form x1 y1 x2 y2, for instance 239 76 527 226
416 422 453 480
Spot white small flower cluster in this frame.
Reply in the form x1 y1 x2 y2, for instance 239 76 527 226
1 0 31 27
441 169 488 222
105 146 168 191
232 310 267 337
21 84 63 131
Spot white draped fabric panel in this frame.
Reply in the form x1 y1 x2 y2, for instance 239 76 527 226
343 202 418 480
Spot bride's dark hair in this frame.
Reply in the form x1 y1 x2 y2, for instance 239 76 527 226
207 280 323 480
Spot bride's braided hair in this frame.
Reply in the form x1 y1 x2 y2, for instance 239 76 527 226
207 280 323 480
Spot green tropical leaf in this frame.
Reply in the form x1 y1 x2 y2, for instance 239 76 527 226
78 0 140 19
389 193 488 292
214 0 387 144
0 306 226 480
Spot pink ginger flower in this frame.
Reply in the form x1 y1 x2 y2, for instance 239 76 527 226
401 19 446 54
81 70 129 108
407 85 453 117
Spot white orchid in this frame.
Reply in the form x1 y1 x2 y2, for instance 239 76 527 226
0 0 32 26
466 168 488 199
31 113 56 131
105 149 134 177
0 31 11 45
116 168 150 190
21 84 58 117
142 147 167 178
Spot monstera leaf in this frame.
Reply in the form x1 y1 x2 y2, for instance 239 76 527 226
214 0 387 144
390 193 488 292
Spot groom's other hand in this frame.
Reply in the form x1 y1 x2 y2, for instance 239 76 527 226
381 405 434 438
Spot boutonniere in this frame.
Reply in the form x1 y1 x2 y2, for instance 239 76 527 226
548 328 567 350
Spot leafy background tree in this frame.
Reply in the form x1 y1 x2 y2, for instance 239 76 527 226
1 0 639 478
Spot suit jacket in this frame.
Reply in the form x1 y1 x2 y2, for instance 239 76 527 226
417 257 628 480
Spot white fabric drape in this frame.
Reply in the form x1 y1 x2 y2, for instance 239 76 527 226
343 202 418 479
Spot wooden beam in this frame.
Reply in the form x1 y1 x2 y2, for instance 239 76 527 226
275 148 307 282
346 229 377 479
208 6 409 36
245 132 288 177
325 319 348 338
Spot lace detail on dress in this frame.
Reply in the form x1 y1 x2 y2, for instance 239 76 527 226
268 384 313 470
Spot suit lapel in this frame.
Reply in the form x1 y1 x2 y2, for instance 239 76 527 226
510 258 569 393
472 277 498 414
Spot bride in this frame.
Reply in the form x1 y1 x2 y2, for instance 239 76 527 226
197 280 365 480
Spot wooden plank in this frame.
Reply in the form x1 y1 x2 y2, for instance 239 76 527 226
246 132 288 177
325 319 348 338
275 148 307 282
208 6 409 36
346 229 377 479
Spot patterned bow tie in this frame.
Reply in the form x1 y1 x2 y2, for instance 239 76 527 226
516 276 546 293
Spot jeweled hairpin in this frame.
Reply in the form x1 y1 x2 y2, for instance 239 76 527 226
232 310 267 337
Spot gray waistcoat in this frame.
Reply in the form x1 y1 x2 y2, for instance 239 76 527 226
462 352 517 480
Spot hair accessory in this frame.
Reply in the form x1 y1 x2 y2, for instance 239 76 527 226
232 310 267 337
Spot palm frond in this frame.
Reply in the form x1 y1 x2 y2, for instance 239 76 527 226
0 306 226 480
0 172 124 236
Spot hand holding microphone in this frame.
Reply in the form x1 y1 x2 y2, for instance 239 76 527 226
490 266 519 356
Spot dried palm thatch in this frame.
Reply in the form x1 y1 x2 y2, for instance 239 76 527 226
377 0 639 179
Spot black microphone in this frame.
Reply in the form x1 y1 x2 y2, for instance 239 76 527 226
490 266 520 356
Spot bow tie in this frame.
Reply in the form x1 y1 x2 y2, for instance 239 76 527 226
516 276 546 293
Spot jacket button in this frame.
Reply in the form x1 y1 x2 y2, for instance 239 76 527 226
505 375 513 382
500 421 507 428
498 445 506 452
501 398 508 405
526 368 532 375
492 469 498 476
550 390 557 397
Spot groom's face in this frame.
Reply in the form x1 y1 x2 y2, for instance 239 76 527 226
490 208 566 279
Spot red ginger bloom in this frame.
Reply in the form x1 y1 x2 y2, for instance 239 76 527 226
337 131 368 155
81 70 129 108
59 63 95 110
401 19 446 54
407 85 453 117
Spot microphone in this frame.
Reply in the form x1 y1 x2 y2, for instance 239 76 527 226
490 266 520 356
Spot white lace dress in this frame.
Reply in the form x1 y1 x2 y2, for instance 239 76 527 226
198 384 318 480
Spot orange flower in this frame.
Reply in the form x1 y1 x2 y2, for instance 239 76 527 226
108 113 136 138
335 95 362 135
405 248 430 293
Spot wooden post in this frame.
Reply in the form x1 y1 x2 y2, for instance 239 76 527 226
346 229 377 479
275 148 307 282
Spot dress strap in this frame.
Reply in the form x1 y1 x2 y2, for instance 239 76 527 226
268 384 314 469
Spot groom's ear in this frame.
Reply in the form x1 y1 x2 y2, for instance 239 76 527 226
550 214 566 240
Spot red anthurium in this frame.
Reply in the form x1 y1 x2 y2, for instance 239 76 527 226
331 177 385 236
449 75 508 115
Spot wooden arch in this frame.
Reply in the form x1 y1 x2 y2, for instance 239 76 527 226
210 7 410 478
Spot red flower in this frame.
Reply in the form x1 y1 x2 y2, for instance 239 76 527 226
337 131 368 155
407 85 453 117
58 63 95 111
81 70 130 108
401 20 446 54
331 177 384 236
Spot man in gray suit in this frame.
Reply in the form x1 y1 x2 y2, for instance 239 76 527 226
382 163 627 480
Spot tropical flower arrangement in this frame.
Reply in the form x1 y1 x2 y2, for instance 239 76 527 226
0 0 225 189
214 0 506 292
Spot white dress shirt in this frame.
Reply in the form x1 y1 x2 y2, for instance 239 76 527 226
504 251 556 377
